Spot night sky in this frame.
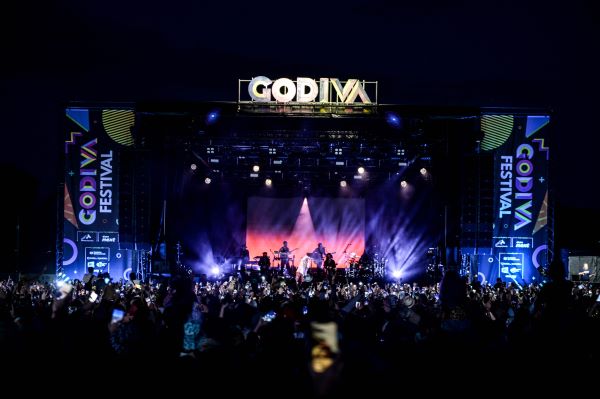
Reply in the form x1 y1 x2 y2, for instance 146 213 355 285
2 0 599 271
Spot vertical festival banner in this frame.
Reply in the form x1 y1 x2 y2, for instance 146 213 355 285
480 114 550 284
62 107 135 280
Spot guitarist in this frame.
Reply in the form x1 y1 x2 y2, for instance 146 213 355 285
279 241 298 275
312 243 327 269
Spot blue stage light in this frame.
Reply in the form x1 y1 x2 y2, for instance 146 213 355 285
385 112 402 129
206 110 220 125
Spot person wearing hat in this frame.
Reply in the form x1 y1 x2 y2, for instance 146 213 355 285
400 295 421 326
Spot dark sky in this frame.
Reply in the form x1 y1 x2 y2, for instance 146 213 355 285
1 0 599 211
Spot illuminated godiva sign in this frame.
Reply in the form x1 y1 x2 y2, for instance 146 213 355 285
239 77 377 104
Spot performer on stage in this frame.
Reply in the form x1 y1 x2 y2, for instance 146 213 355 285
312 242 326 269
324 253 337 283
279 240 291 274
297 253 312 284
258 252 270 276
239 245 250 273
240 245 250 264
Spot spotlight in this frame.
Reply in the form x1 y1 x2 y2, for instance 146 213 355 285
420 168 427 175
252 165 260 172
190 163 197 170
211 266 220 275
392 270 402 279
400 180 407 188
340 180 347 187
204 177 211 184
385 112 402 128
357 166 365 174
206 110 220 125
265 178 272 186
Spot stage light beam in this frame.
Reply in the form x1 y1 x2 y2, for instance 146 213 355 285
206 110 220 125
385 112 402 129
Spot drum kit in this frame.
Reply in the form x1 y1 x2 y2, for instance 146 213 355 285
345 252 360 278
343 251 387 280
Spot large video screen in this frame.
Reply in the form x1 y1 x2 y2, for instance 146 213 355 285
246 197 365 268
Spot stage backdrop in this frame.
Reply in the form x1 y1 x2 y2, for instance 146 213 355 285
464 114 550 284
246 197 365 268
62 107 135 281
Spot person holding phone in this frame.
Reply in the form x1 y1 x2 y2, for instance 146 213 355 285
109 298 155 358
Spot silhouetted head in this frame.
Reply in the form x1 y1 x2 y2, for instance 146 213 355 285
439 270 467 308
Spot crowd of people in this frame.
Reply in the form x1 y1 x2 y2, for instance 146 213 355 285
1 260 598 395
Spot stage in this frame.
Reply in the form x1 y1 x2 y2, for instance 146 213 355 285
59 78 552 285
